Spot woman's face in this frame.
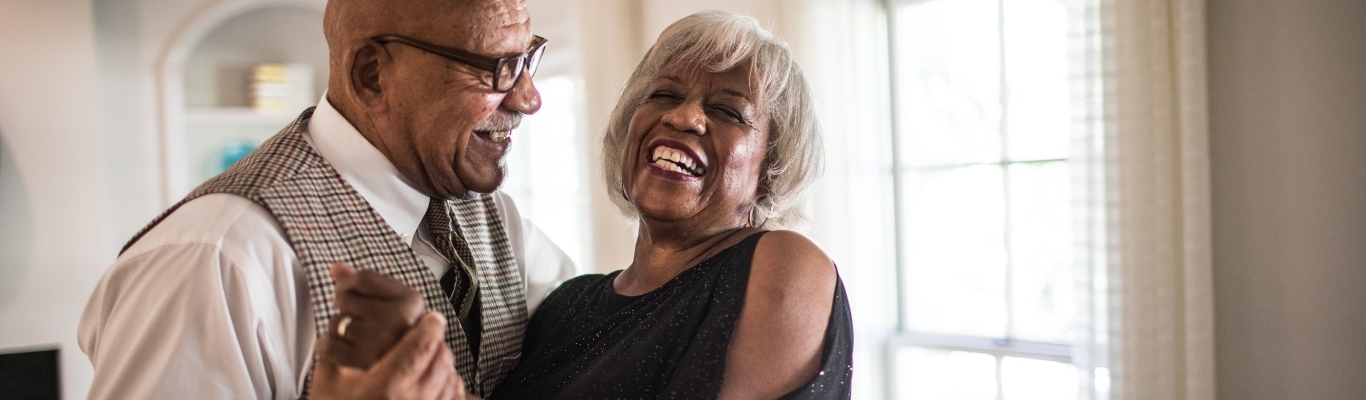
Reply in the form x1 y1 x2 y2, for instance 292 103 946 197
621 63 770 230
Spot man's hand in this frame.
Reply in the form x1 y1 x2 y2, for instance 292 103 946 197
312 311 465 400
312 263 465 399
322 262 426 368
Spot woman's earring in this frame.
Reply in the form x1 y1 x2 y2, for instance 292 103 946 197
748 198 772 228
748 203 758 228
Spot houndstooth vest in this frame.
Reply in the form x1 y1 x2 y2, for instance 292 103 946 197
122 108 527 396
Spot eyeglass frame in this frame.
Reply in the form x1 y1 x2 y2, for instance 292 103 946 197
372 34 548 93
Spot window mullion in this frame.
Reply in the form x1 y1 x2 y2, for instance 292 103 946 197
882 0 910 334
995 355 1005 400
996 0 1014 348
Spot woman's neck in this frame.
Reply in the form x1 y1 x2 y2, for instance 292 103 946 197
613 220 758 296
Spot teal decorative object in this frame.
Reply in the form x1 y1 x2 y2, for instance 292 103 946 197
217 140 258 174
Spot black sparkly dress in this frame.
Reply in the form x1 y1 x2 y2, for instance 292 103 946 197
491 232 853 399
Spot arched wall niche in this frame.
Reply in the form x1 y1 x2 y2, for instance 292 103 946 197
154 0 326 205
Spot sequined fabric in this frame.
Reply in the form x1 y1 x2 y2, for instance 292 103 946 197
492 232 854 399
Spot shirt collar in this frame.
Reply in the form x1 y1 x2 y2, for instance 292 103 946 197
304 94 429 242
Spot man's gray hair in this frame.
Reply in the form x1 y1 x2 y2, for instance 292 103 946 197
602 10 824 229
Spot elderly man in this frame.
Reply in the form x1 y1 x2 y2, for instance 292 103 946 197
77 0 572 398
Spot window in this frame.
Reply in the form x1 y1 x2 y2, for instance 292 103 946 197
886 0 1091 398
501 74 592 271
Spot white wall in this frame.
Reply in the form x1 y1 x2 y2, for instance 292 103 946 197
0 0 110 397
638 0 788 52
94 0 163 250
1207 0 1366 398
575 0 644 274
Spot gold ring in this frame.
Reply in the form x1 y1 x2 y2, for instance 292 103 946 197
337 315 353 338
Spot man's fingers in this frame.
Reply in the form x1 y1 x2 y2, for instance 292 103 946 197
331 262 421 308
334 293 424 326
324 314 354 344
317 326 372 369
312 338 344 382
371 311 448 380
329 262 357 282
337 268 421 299
332 267 425 326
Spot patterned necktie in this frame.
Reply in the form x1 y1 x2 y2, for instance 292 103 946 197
425 198 482 361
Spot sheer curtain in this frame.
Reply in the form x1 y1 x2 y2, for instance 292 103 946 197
783 0 899 398
1074 0 1217 398
789 0 1216 398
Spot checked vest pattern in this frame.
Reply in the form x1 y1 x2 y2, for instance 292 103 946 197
120 108 528 396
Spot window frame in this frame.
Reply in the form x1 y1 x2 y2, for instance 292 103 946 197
882 0 1079 397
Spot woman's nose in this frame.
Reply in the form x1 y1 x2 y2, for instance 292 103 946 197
661 100 706 135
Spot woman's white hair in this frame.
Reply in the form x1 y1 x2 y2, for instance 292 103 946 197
601 10 824 229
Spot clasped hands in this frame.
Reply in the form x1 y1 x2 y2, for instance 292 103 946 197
310 263 475 400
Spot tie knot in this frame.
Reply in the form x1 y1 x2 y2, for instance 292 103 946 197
426 198 453 236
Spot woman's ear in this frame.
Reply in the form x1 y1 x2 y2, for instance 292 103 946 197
350 42 387 111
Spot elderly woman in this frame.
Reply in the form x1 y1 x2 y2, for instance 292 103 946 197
492 10 852 399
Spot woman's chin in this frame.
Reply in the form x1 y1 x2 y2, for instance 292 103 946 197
635 207 690 225
633 199 700 225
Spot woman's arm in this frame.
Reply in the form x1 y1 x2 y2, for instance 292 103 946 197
719 230 838 399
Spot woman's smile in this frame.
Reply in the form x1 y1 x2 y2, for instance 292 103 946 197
645 139 708 180
623 63 769 226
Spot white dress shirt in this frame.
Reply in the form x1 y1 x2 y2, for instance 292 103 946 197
78 97 576 399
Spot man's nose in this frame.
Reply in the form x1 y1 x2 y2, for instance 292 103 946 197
661 100 706 136
501 72 541 115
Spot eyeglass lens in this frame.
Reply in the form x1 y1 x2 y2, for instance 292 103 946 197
494 43 547 92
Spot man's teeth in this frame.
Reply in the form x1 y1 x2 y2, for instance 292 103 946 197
488 131 510 142
649 146 705 176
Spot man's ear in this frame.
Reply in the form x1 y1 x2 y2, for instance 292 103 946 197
350 42 387 111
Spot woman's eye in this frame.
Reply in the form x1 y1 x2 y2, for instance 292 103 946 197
712 106 745 123
648 91 680 101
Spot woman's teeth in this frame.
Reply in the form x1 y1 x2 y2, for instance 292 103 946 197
649 146 705 176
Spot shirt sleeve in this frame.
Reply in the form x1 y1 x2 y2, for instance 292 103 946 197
78 195 309 400
491 191 578 314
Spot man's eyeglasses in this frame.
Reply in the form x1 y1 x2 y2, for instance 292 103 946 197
374 34 547 93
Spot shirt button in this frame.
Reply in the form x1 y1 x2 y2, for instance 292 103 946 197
401 234 412 243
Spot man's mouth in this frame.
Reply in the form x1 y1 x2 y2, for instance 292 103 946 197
648 145 706 177
474 130 511 142
474 111 521 143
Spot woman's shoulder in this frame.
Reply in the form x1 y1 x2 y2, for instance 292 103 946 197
750 230 837 291
744 229 838 331
718 231 841 398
